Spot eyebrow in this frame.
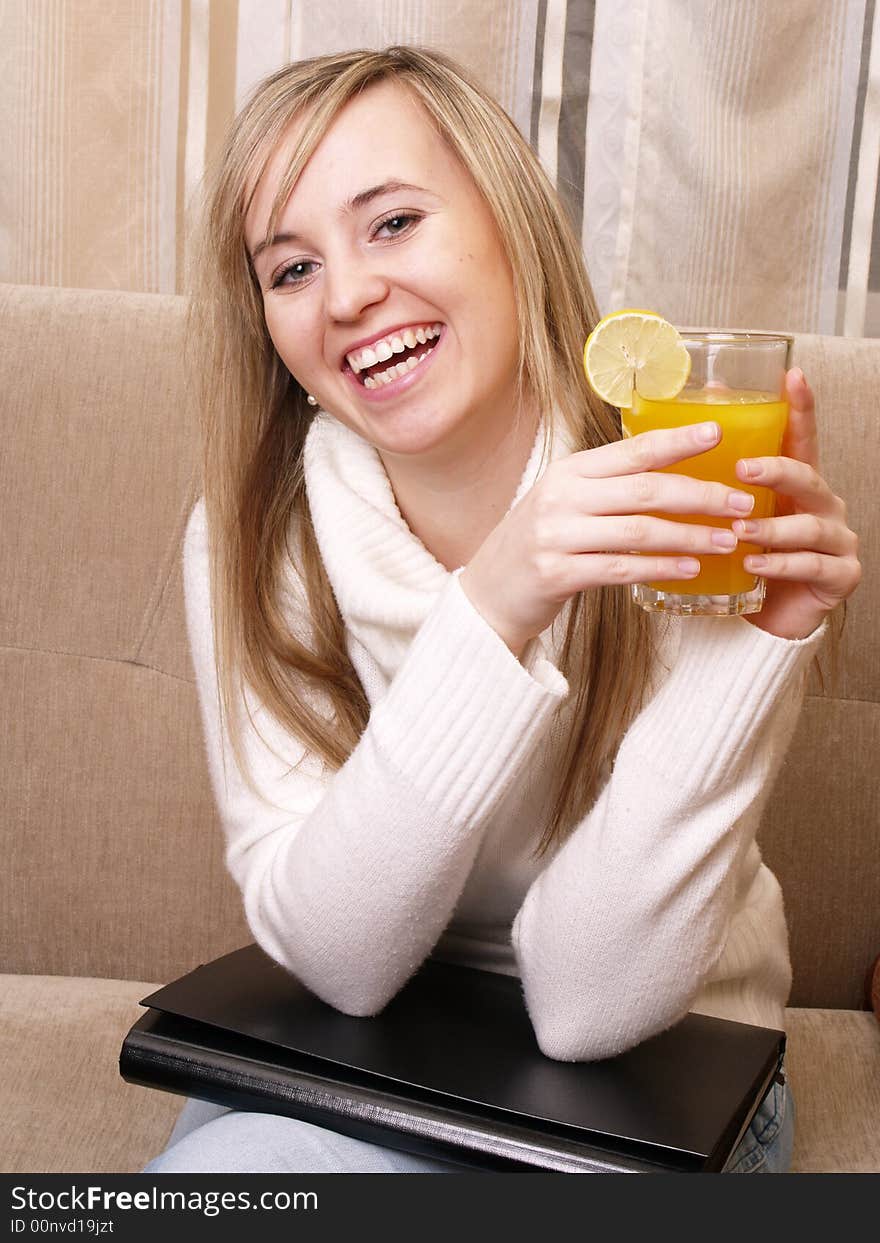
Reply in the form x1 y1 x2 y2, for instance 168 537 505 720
248 181 430 263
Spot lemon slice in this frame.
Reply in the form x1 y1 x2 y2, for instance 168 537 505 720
583 309 691 407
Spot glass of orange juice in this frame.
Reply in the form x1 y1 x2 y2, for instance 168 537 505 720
621 330 793 616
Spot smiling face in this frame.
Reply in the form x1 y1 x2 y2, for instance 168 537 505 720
245 79 525 467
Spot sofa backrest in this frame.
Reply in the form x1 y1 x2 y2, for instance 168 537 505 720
1 283 876 1007
758 332 879 1009
1 283 249 984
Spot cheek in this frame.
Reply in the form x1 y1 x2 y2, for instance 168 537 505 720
461 231 517 333
264 304 313 377
425 247 513 332
476 272 519 357
262 303 286 354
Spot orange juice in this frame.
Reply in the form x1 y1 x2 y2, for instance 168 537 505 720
621 389 788 596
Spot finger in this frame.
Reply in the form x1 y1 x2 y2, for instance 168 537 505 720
557 514 740 557
781 367 820 470
734 454 839 515
573 420 723 478
569 553 704 590
742 550 861 598
732 513 858 556
579 471 756 519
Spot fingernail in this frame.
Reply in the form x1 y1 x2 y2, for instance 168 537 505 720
792 366 806 385
732 519 758 536
696 422 721 444
678 558 701 575
711 530 737 549
739 459 761 479
729 492 755 513
744 555 767 570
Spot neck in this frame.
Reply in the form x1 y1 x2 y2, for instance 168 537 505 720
379 408 541 571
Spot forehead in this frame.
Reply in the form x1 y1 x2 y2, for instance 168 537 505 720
245 80 465 243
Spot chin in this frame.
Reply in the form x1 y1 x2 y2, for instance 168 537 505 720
360 407 466 459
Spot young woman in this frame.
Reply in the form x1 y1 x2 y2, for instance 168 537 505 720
143 46 860 1174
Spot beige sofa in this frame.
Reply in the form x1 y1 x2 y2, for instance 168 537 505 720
1 282 878 1174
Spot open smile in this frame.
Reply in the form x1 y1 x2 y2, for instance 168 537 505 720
341 322 445 399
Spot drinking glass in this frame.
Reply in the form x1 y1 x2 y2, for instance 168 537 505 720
621 330 793 616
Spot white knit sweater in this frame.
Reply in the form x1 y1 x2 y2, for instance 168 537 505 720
183 413 826 1061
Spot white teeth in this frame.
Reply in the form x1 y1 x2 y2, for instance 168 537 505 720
346 324 446 383
346 325 444 372
361 343 437 389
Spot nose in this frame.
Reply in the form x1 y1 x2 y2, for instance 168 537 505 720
323 250 389 323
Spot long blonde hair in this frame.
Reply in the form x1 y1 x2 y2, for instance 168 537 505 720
187 44 659 858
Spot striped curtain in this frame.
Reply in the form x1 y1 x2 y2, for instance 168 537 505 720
3 0 879 337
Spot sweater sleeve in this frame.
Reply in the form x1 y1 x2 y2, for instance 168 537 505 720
510 611 826 1061
182 501 567 1016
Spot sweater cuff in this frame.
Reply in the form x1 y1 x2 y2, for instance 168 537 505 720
369 573 568 823
622 614 827 795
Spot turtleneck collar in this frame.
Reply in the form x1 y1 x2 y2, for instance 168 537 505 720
301 412 570 681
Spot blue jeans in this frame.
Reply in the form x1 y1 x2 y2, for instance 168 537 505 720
142 1072 794 1174
721 1073 795 1173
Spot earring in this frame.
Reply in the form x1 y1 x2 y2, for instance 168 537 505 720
306 394 318 406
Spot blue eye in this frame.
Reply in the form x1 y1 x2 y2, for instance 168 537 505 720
270 260 317 290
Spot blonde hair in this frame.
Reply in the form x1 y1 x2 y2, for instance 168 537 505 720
187 44 660 858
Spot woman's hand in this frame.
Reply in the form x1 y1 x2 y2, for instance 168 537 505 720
459 420 758 657
732 368 861 641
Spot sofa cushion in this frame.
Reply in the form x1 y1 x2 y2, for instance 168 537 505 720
785 1007 880 1173
0 974 181 1173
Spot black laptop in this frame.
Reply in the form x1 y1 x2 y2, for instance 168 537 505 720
120 942 784 1173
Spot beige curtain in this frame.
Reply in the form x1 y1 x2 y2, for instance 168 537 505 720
3 0 878 336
